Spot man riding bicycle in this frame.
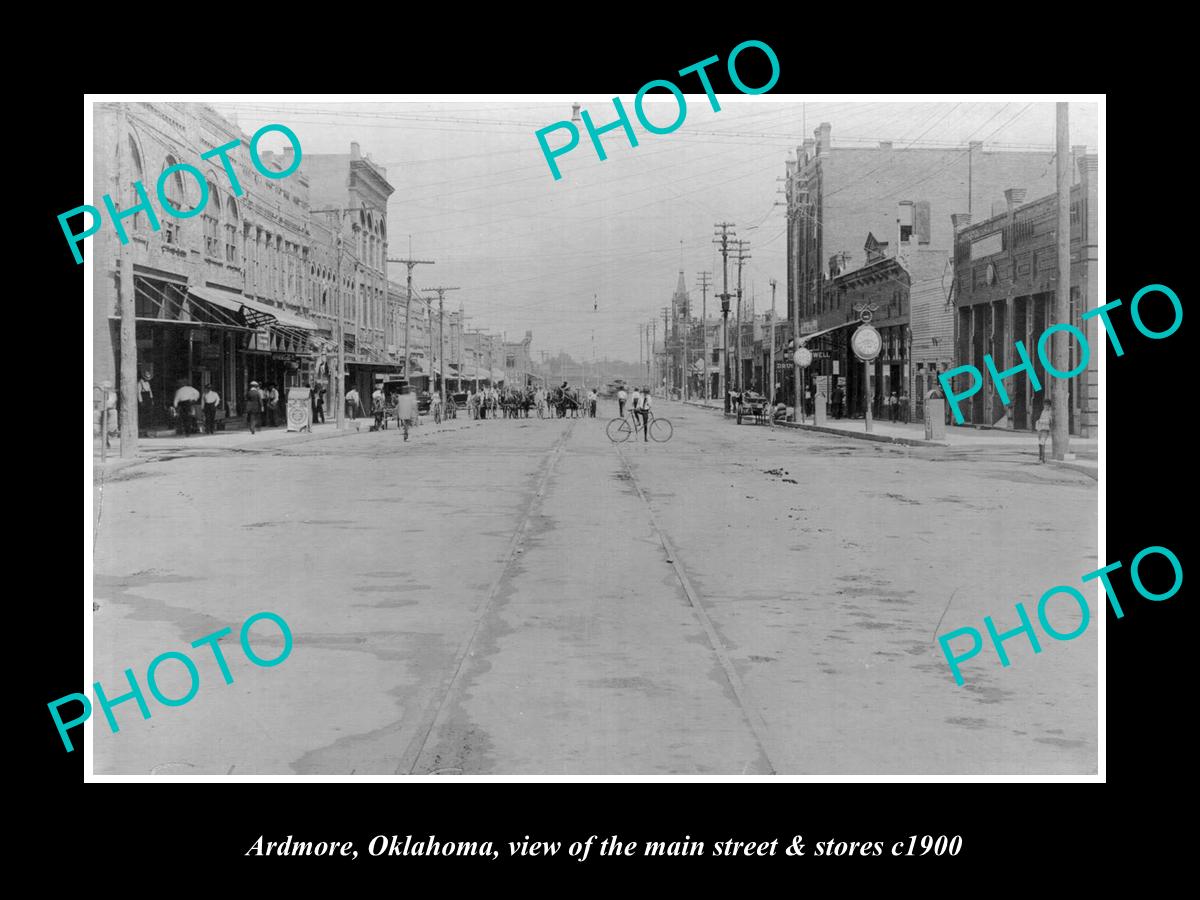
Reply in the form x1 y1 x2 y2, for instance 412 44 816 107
632 386 652 442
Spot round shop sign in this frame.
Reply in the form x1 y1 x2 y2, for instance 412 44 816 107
851 324 882 362
793 347 813 367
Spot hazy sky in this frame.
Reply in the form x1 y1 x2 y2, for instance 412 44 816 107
211 100 1099 362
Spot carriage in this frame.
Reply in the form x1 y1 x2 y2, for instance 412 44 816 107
735 391 772 425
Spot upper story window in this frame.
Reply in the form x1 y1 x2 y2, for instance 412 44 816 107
898 202 914 244
203 181 221 257
160 156 188 245
124 137 147 234
225 196 240 263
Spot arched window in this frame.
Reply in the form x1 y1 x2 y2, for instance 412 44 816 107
124 136 147 233
203 180 221 257
160 155 188 245
225 196 240 264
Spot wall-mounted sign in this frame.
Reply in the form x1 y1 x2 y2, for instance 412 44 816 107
970 231 1003 260
800 318 820 334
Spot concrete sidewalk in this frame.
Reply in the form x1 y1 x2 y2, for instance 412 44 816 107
682 399 1098 479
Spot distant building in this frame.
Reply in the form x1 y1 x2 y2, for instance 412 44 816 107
305 142 395 400
503 331 536 387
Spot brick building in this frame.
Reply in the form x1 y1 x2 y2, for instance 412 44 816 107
950 150 1098 435
91 103 402 432
92 102 321 432
503 331 536 387
785 122 1059 418
304 143 396 402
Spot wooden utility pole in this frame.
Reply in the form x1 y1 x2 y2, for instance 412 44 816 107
115 104 138 457
697 271 711 399
713 224 735 411
661 307 671 397
682 284 690 401
733 239 751 394
387 248 434 382
769 278 778 405
424 286 460 402
1052 103 1071 460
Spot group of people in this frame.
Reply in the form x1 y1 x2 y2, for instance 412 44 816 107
168 379 232 436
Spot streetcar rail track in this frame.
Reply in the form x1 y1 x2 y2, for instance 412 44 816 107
613 442 783 775
396 419 577 774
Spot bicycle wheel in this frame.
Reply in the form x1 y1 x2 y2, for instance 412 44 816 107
649 417 673 442
606 417 632 443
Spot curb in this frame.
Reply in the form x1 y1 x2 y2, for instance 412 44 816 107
686 400 949 448
1048 459 1099 481
92 417 477 479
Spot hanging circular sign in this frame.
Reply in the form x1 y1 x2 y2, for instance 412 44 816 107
793 347 813 367
851 324 882 362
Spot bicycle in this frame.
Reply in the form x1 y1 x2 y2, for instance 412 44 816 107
606 410 673 443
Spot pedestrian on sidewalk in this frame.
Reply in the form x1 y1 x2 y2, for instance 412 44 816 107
244 381 263 434
138 371 153 436
98 381 119 448
588 388 598 418
832 385 844 419
314 386 326 424
1036 407 1052 463
202 385 220 435
263 383 278 427
173 380 200 436
345 386 361 421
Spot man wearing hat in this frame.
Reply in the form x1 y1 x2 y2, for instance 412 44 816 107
244 381 264 434
137 370 153 437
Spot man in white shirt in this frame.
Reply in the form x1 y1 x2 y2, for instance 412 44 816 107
345 387 361 421
636 386 653 442
617 387 628 417
587 389 598 418
172 381 200 436
201 385 221 434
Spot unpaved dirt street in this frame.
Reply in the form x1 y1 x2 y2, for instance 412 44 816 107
92 402 1097 775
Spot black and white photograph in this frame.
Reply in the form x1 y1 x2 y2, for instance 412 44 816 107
84 94 1102 778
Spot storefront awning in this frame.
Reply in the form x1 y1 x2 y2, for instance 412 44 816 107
187 286 318 332
235 294 318 331
187 285 244 315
